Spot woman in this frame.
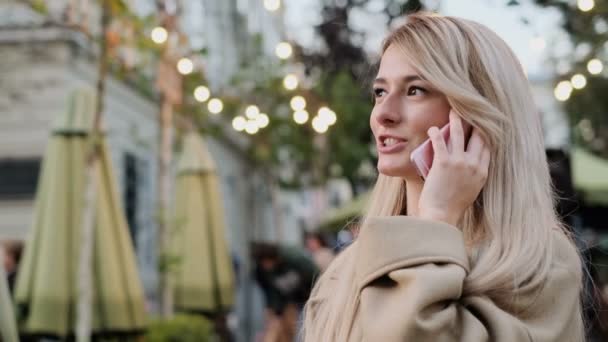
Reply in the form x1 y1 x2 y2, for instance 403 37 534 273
302 12 585 341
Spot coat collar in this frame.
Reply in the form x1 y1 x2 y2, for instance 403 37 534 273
354 216 470 286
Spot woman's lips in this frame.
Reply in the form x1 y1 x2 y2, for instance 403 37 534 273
377 140 408 154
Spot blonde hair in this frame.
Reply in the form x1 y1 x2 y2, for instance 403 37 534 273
302 12 584 341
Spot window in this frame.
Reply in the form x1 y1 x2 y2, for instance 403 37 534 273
0 158 41 199
123 153 138 249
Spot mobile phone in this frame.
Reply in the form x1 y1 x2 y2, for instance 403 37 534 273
410 122 471 179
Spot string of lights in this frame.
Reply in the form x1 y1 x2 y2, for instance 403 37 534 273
150 0 338 136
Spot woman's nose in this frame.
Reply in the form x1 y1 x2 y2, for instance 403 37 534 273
373 95 402 127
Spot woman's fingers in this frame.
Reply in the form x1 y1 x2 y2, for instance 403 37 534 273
428 126 448 160
449 111 465 154
466 128 485 159
478 146 491 182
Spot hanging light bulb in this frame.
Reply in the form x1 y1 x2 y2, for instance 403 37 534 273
283 74 298 90
208 98 223 114
587 58 603 75
256 113 270 128
312 116 329 133
232 116 247 131
264 0 281 11
151 27 168 44
290 96 306 111
245 105 260 119
554 81 572 102
177 57 194 75
293 110 309 124
194 86 210 102
571 74 587 89
577 0 594 12
245 120 259 134
275 42 293 59
318 107 337 126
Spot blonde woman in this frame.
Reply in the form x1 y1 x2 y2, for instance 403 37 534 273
302 12 585 342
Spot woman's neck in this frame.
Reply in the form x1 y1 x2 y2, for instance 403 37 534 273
405 178 424 216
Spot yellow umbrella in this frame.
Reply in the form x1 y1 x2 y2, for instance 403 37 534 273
14 88 146 338
173 132 235 313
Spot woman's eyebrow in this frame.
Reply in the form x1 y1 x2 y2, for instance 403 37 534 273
374 75 423 85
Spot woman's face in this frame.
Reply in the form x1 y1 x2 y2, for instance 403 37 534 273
370 44 451 179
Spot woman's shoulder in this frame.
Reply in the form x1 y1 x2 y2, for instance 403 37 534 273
550 228 583 277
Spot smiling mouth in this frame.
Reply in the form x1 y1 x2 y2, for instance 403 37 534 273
379 136 407 147
377 136 408 154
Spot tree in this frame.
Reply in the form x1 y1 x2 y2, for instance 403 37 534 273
514 0 608 157
297 0 426 192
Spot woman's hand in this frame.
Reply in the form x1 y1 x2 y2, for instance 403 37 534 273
418 111 490 227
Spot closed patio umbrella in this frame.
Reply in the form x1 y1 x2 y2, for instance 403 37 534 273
172 132 235 314
14 88 146 338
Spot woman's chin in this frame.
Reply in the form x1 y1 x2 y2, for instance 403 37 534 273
377 161 414 178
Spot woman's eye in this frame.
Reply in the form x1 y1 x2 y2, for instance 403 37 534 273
407 86 426 96
373 88 387 98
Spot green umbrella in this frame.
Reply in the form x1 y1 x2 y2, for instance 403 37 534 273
172 132 235 313
0 248 19 342
319 191 370 232
14 88 146 338
573 147 608 206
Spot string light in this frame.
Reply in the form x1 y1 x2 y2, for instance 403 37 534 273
587 58 603 75
554 81 572 102
177 57 193 75
283 74 298 90
245 105 260 119
245 120 259 134
293 110 309 124
275 42 293 59
571 74 587 89
194 86 210 102
264 0 281 11
208 98 223 114
577 0 594 12
290 96 306 111
151 27 168 44
318 107 337 126
232 116 247 131
312 116 329 133
256 113 270 128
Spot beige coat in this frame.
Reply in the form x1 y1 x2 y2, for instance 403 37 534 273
329 216 584 341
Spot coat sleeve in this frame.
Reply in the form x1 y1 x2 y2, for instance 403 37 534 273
354 216 583 342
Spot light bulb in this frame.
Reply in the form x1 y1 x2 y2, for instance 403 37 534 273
208 98 223 114
290 96 306 111
177 58 193 75
151 27 168 44
194 86 210 102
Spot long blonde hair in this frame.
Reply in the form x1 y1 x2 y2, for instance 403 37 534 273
302 12 583 341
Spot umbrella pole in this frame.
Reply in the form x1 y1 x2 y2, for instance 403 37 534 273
157 97 175 318
76 1 110 340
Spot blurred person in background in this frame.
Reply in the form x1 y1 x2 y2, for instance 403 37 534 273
302 12 585 341
251 242 318 342
1 240 22 295
303 232 334 273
